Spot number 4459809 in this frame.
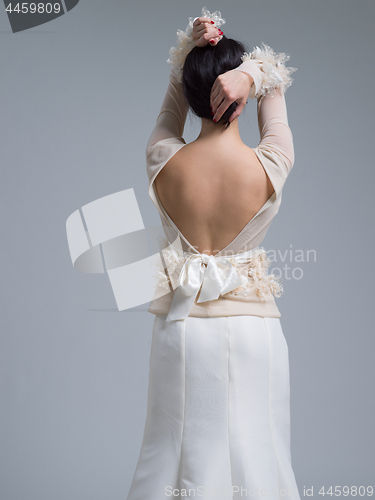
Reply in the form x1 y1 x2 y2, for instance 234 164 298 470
5 3 62 14
318 486 373 496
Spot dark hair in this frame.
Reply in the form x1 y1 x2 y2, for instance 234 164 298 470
182 35 246 129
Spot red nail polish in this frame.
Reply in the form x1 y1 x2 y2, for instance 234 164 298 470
213 117 216 122
211 20 214 24
209 39 215 43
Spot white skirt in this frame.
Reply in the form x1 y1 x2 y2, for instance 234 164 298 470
126 315 301 500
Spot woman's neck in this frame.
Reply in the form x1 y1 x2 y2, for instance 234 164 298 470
196 116 241 141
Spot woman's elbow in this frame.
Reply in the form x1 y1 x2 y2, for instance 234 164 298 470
287 146 295 172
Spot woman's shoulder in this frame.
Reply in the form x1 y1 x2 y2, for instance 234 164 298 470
158 138 268 186
180 138 262 166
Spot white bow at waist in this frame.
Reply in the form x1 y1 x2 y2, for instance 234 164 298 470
165 245 262 322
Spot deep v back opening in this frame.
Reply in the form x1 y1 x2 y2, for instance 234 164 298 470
152 143 277 257
154 182 275 258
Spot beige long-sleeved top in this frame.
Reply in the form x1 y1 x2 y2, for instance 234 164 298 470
145 45 296 319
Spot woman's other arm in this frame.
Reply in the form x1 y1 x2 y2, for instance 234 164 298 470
236 45 296 170
146 16 222 152
255 88 295 173
210 66 294 172
145 72 189 152
234 46 297 197
210 44 296 198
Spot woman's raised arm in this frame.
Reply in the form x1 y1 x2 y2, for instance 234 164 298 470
234 44 296 173
145 72 189 152
255 87 295 172
146 16 222 152
234 44 297 197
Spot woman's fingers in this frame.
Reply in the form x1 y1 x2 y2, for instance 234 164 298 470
193 16 213 26
210 79 222 103
195 29 221 46
210 84 225 115
212 95 232 122
192 16 222 47
208 35 223 46
212 97 246 123
228 99 246 122
193 17 215 36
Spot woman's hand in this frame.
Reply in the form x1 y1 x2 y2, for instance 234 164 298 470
210 70 254 123
192 16 223 47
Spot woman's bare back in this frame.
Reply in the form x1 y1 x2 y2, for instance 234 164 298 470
154 137 275 255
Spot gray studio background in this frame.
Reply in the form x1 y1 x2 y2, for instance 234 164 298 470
1 1 374 499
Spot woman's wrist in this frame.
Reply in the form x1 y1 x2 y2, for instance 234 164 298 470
239 71 254 88
234 61 260 99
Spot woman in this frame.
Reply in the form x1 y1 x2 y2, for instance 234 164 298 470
127 8 300 500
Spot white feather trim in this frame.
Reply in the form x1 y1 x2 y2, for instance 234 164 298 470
167 6 226 83
241 42 297 98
